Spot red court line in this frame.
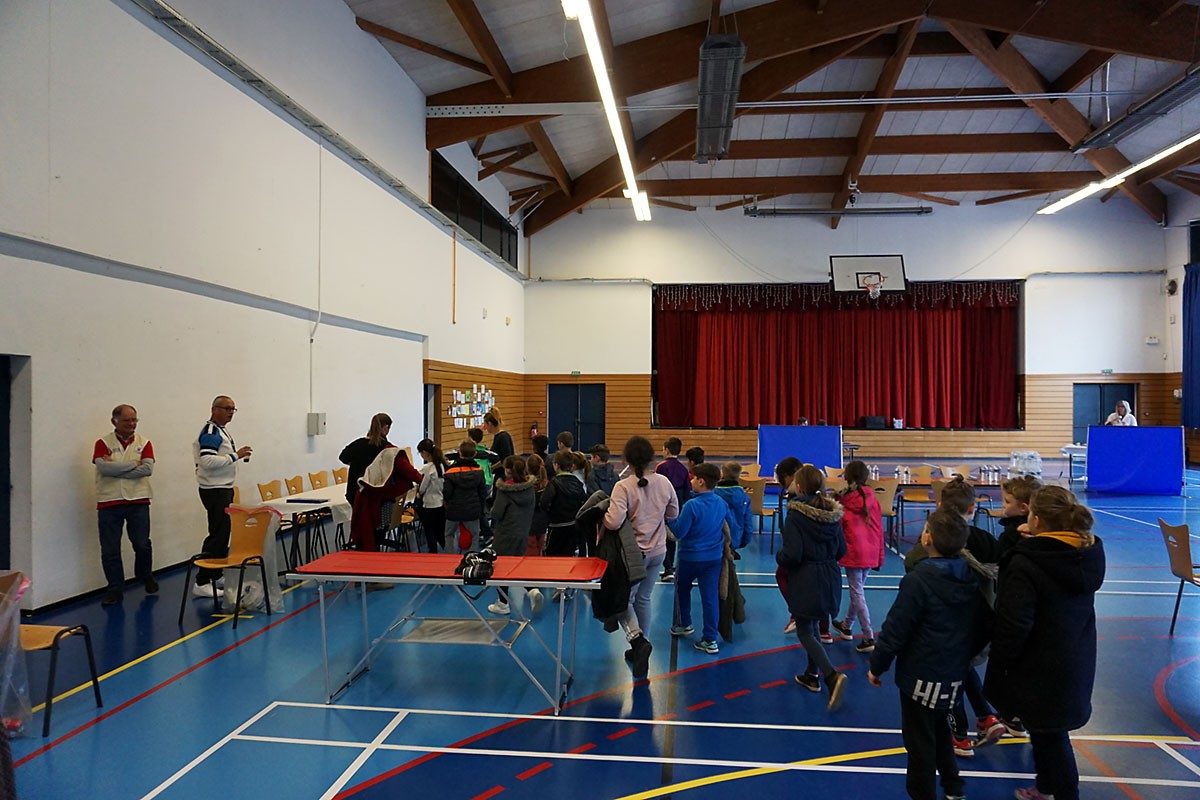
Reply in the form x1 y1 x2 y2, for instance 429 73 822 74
724 689 751 700
1153 654 1200 741
1074 741 1143 800
338 642 805 796
607 727 638 740
470 785 505 800
14 596 322 768
567 742 597 754
760 679 788 689
687 700 716 712
515 762 553 781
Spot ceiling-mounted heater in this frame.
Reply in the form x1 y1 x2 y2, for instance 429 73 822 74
695 34 746 164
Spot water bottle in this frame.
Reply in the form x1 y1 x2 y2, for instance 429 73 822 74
894 466 902 479
903 466 911 482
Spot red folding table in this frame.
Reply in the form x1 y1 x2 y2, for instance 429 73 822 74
289 552 606 713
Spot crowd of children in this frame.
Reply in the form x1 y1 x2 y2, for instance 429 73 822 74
409 414 1104 800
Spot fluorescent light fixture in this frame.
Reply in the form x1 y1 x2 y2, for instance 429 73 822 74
1039 128 1200 215
561 1 649 222
745 205 933 217
1074 63 1200 152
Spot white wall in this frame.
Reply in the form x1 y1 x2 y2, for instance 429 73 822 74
524 282 653 373
0 0 526 605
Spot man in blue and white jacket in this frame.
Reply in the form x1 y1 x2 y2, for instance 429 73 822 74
192 395 253 594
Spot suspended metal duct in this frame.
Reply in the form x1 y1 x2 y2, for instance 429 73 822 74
1074 63 1200 152
745 205 933 217
695 34 746 164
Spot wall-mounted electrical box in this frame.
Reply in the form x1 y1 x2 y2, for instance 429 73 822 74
307 412 326 436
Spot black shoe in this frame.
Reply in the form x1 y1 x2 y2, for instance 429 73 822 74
101 590 122 606
624 648 634 662
144 576 159 594
630 634 653 679
794 673 821 693
660 570 675 583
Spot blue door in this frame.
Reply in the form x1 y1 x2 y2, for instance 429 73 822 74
547 384 606 452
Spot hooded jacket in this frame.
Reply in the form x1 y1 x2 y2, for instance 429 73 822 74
442 456 487 522
837 484 884 569
590 462 620 496
714 481 754 549
995 514 1025 558
870 556 990 710
776 498 846 619
540 471 587 527
489 479 537 556
984 534 1106 731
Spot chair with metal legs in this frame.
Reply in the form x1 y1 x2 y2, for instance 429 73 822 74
20 624 102 737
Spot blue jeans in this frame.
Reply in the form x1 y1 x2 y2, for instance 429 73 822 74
98 504 152 590
675 558 721 642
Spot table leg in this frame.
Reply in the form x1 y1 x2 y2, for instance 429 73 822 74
318 580 331 703
360 580 370 671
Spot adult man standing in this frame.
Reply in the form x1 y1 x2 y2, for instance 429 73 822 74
93 404 156 606
192 395 252 595
1104 401 1138 427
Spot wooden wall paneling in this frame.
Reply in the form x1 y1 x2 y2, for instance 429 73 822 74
423 360 527 452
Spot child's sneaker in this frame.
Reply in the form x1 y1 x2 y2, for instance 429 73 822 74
782 618 797 635
945 795 966 800
819 631 834 644
826 672 848 711
528 588 544 615
1001 717 1028 737
693 639 719 655
952 736 974 757
976 715 1006 746
831 619 854 640
794 673 821 693
670 624 694 637
855 637 876 653
660 569 675 582
487 601 510 615
1013 789 1053 800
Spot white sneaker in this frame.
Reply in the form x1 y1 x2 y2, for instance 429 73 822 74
488 601 510 615
528 588 544 615
192 582 220 598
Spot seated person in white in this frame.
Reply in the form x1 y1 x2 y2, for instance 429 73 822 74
1104 401 1138 427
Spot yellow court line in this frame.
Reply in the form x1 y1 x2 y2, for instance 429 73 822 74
31 582 309 713
613 735 1196 799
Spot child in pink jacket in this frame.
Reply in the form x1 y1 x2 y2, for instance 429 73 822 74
832 461 884 652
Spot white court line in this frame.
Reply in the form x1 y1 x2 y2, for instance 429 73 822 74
1156 741 1200 778
1093 509 1168 529
319 711 408 800
140 702 280 800
211 734 1200 789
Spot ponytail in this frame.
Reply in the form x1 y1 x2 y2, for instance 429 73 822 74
1030 485 1096 545
623 435 654 488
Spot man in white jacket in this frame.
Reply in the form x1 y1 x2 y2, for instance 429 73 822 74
192 396 253 595
93 404 155 606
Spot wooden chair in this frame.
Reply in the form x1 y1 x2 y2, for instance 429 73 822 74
899 472 943 523
255 480 295 569
872 478 900 553
940 464 974 480
231 486 241 505
284 475 304 496
825 477 848 495
1158 519 1200 636
178 506 274 630
309 470 330 490
739 477 779 552
257 480 283 502
332 467 349 485
21 624 102 737
740 463 762 479
824 466 845 480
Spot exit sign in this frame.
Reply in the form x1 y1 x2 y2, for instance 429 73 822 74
1101 368 1114 375
570 370 581 376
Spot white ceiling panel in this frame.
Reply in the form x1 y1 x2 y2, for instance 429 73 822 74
1011 35 1086 82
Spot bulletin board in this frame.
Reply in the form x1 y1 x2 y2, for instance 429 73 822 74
447 384 495 431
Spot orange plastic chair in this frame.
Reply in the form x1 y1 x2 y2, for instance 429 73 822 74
178 506 275 630
285 475 304 496
231 485 241 505
21 624 102 737
873 478 900 552
1159 519 1200 636
257 480 283 502
332 467 349 485
824 466 845 480
309 470 330 490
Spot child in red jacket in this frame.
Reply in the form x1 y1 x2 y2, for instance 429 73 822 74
831 461 884 653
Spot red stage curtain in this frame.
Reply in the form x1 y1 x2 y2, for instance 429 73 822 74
654 283 1020 429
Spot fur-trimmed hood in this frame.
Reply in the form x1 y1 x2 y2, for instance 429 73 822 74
494 477 536 495
787 498 845 524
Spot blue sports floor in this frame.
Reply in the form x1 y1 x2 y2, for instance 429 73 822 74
12 475 1200 799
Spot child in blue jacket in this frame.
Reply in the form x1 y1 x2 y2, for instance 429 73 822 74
668 463 735 655
714 461 754 550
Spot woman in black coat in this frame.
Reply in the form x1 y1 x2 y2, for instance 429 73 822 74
483 407 514 480
339 413 392 503
776 465 848 710
984 486 1105 800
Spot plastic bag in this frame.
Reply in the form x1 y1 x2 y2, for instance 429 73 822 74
223 579 265 612
0 573 32 738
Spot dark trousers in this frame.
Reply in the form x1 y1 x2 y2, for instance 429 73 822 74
198 487 234 583
663 537 677 573
951 666 994 736
97 504 152 590
899 692 964 800
675 558 721 642
419 506 446 552
545 523 578 556
1030 729 1079 800
796 616 836 679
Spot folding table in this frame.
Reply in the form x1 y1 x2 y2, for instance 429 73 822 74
289 552 606 713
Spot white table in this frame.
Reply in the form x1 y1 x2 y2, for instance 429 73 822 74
260 484 352 566
1061 444 1087 486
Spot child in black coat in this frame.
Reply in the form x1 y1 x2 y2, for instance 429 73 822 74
996 475 1042 558
985 487 1105 800
869 510 989 800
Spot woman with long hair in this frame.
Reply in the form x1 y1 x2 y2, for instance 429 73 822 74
483 407 514 480
339 413 392 504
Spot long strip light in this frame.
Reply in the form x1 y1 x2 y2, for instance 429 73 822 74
561 0 650 222
1039 128 1200 215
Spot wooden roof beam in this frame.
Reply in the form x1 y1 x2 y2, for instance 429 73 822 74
1164 174 1200 197
975 189 1052 206
1048 50 1113 94
715 194 784 211
478 144 536 180
356 18 490 75
650 198 697 212
1134 139 1200 186
523 121 574 195
831 21 920 228
524 33 883 235
445 0 514 97
898 191 959 206
427 115 552 150
621 172 1104 197
665 133 1067 159
940 20 1167 223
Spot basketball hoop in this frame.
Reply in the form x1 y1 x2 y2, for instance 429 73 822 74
862 277 884 300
